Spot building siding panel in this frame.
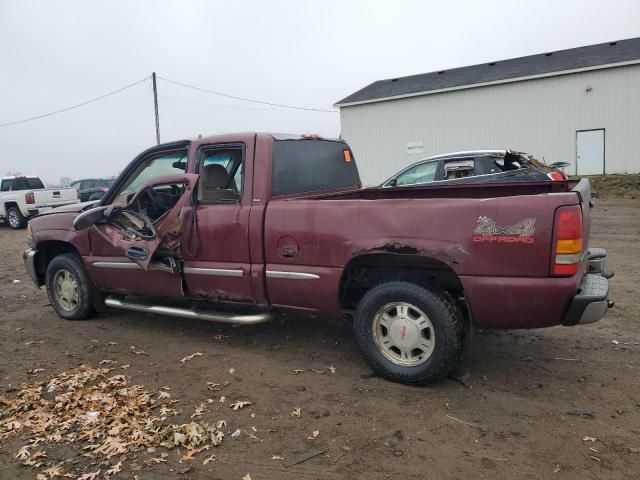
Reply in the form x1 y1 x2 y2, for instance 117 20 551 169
340 64 640 185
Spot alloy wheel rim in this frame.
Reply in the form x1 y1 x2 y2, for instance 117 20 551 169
372 302 435 366
53 269 79 311
8 210 19 227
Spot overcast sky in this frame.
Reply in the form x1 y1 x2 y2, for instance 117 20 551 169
1 0 639 184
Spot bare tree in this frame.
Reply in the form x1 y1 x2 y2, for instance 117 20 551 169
59 176 72 187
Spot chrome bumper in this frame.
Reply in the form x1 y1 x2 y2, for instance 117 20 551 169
23 248 41 288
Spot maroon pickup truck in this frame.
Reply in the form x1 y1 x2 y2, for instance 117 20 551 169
24 133 612 384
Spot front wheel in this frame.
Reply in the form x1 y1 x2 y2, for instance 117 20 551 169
353 281 463 385
45 253 96 320
7 206 27 229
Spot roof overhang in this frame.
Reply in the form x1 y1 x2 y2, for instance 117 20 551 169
334 59 640 108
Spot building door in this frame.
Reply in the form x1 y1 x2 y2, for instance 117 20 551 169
576 129 605 175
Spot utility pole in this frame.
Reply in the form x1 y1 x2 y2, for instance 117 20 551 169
152 72 161 144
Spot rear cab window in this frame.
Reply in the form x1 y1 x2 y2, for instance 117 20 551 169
271 139 360 196
1 177 45 191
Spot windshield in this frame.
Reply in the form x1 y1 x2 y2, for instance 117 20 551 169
111 151 187 204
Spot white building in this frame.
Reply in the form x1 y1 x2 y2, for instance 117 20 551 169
335 38 640 186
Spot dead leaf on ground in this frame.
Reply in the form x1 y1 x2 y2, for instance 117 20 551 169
27 368 45 375
120 364 130 370
25 340 46 345
15 445 29 460
76 471 101 480
230 400 252 411
293 369 304 374
271 455 284 461
228 368 235 375
207 382 222 391
290 407 301 417
308 430 320 440
242 474 252 480
203 454 216 465
99 359 116 365
583 436 598 443
218 396 226 403
180 352 203 363
105 461 122 475
180 447 199 461
329 366 336 374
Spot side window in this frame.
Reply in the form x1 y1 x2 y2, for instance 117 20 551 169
395 161 439 186
443 159 475 180
197 147 244 203
1 180 12 192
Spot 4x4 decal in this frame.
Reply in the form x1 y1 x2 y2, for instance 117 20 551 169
473 216 536 244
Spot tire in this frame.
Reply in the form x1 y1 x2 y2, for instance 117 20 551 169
353 281 463 385
45 253 96 320
7 206 27 229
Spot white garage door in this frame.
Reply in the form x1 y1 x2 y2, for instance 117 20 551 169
576 129 605 175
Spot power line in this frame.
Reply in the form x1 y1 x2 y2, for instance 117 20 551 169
158 76 338 113
159 94 294 112
0 76 150 128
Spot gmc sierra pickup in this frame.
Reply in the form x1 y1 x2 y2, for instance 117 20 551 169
23 133 612 384
1 176 79 229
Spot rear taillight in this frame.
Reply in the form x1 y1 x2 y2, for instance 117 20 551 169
547 171 567 181
25 192 35 204
551 205 583 276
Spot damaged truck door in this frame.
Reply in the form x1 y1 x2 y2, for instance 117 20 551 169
79 147 198 297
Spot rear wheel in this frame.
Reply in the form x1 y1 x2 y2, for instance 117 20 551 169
7 206 27 229
353 281 463 385
45 253 96 320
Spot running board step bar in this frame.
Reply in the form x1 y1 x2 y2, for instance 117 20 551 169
104 296 272 325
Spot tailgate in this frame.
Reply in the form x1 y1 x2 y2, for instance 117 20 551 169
33 188 78 207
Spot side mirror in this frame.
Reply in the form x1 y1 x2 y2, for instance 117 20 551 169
72 206 110 231
389 179 397 187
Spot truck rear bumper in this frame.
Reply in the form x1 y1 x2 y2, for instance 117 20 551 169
562 248 612 326
561 274 609 325
28 202 78 217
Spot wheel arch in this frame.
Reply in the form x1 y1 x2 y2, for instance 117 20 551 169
339 252 470 322
33 240 81 284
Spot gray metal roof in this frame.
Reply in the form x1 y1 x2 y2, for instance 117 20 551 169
335 37 640 106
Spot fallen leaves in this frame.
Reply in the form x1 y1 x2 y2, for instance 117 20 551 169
105 461 122 475
271 455 284 461
76 470 100 480
583 436 598 443
0 365 227 478
27 368 45 375
180 352 203 363
308 430 320 440
290 407 302 417
230 400 252 411
24 340 46 345
203 454 216 465
228 368 236 375
15 445 29 460
242 474 252 480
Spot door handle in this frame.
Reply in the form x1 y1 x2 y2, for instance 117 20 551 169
126 246 148 261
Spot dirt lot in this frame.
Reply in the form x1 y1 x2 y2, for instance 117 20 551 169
1 199 639 480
